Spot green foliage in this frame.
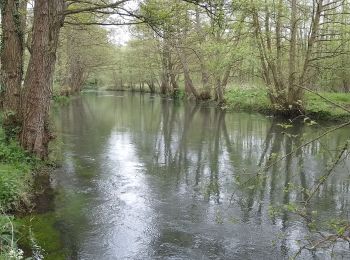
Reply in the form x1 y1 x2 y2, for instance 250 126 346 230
0 117 39 212
0 214 24 260
306 92 350 121
0 164 31 211
0 111 62 257
176 88 186 100
277 123 293 129
0 126 38 166
54 22 117 92
224 87 350 121
329 219 349 236
0 118 49 258
224 86 272 112
52 94 70 106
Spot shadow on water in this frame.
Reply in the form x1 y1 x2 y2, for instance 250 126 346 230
25 92 350 259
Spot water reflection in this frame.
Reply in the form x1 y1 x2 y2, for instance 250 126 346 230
47 92 350 259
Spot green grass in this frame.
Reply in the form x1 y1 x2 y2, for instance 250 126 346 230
305 92 350 121
224 87 350 121
0 115 40 258
0 113 64 259
0 164 32 211
0 125 38 212
224 87 272 113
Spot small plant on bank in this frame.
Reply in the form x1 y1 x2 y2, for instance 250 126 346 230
0 213 24 260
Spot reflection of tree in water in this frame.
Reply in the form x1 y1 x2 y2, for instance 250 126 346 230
206 110 223 204
52 93 135 259
53 93 350 259
128 97 349 215
233 119 349 257
128 98 349 257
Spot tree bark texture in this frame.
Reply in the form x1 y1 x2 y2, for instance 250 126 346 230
20 0 65 158
0 0 25 115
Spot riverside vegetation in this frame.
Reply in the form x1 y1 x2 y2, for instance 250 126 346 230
0 111 62 259
224 86 350 121
0 113 36 259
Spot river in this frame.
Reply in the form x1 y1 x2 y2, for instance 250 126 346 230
25 92 350 259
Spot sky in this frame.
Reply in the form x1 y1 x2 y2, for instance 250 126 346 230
26 0 139 46
108 0 140 45
109 26 133 45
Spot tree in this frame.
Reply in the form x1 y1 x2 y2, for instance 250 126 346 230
250 0 349 114
20 0 65 157
55 23 116 94
0 0 26 129
1 0 135 157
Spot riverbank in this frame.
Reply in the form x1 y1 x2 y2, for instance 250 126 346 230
0 114 59 259
0 120 35 258
224 88 350 121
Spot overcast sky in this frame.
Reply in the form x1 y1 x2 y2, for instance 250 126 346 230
108 0 139 45
109 26 132 45
26 0 138 46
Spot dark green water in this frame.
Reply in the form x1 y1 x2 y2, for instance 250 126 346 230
28 92 350 259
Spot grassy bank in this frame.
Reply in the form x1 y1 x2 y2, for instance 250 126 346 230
0 109 65 259
0 115 40 259
224 87 350 121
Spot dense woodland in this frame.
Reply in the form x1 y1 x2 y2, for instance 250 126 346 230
0 0 350 155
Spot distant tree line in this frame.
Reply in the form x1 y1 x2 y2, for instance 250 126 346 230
0 0 349 158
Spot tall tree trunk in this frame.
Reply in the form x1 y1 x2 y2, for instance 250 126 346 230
215 77 224 104
275 0 284 90
168 54 179 96
0 0 25 125
147 81 156 93
68 51 86 94
160 40 170 95
221 66 231 90
341 3 349 93
195 6 211 97
176 46 199 99
299 0 323 86
288 0 298 104
252 4 281 105
20 0 65 158
264 1 283 99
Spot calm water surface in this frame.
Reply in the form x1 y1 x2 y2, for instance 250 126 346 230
34 92 350 259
